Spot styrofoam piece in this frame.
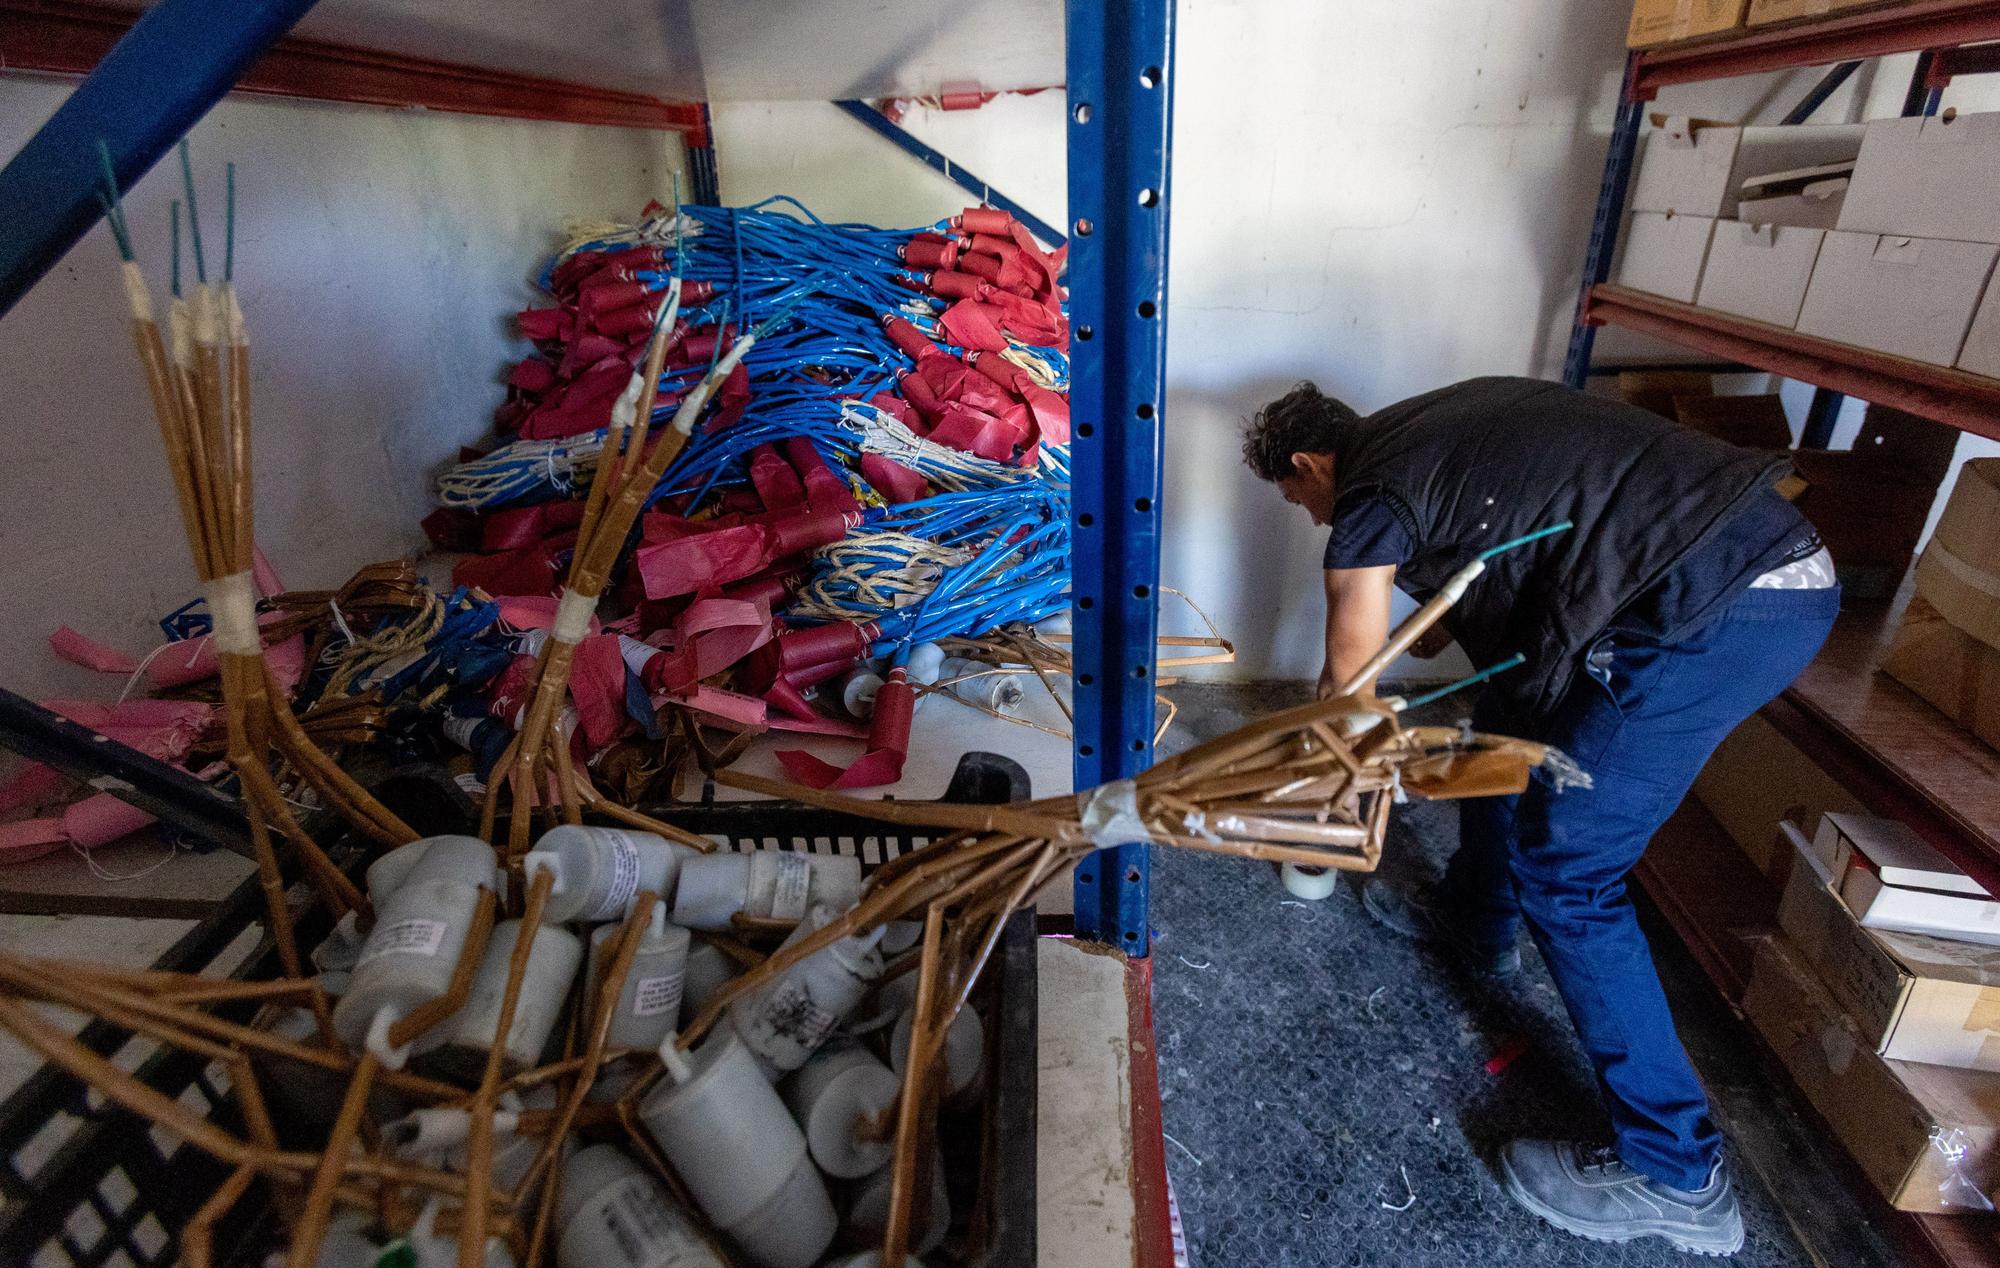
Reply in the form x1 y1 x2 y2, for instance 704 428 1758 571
589 908 692 1053
671 851 864 931
526 825 698 924
334 835 495 1054
639 1031 834 1242
1796 231 2000 366
845 1153 949 1257
555 1145 724 1268
890 1000 985 1099
1695 221 1826 328
780 1038 899 1178
436 920 583 1074
732 906 886 1076
1613 211 1717 303
681 940 744 1024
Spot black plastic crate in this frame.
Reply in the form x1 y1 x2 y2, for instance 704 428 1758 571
0 754 1038 1268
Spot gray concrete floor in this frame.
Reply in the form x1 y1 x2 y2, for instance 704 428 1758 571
1148 682 1895 1268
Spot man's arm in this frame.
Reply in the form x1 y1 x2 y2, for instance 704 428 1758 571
1318 564 1397 699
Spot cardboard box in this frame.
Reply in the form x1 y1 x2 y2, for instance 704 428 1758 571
1789 448 1938 597
1961 274 2000 378
1914 459 2000 648
1748 0 1881 25
1617 370 1713 420
1884 596 2000 751
1795 231 1999 366
1695 220 1826 327
1673 393 1793 450
1845 865 2000 946
1693 712 1867 877
1742 933 2000 1211
1840 112 2000 244
1629 0 1748 47
1780 823 2000 1072
1615 212 1717 302
1631 119 1864 218
1736 161 1851 229
1815 812 1988 897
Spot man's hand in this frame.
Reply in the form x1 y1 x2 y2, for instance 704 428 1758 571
1408 624 1455 659
1316 666 1338 701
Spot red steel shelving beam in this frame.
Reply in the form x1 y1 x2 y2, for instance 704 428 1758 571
1629 0 2000 100
1583 284 2000 441
0 0 708 139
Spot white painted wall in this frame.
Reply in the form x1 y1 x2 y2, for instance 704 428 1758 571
0 79 686 703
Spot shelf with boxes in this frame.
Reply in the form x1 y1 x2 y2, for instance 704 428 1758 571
1627 0 2000 94
1597 108 2000 434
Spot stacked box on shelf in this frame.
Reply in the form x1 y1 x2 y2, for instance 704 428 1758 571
1747 0 1896 26
1799 111 2000 367
1884 459 2000 748
1614 117 1863 307
1627 0 1749 48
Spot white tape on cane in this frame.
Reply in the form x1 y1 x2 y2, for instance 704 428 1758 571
203 570 261 656
1077 778 1150 849
550 588 597 646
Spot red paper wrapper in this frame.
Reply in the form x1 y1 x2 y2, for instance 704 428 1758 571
509 357 557 393
897 369 945 422
956 207 1015 236
569 633 633 750
940 300 1010 353
453 539 567 598
783 439 856 512
926 269 985 301
749 444 807 511
776 622 871 676
882 315 940 362
959 252 1003 285
868 391 918 430
480 500 586 553
516 308 569 342
900 240 959 270
634 523 768 599
860 453 930 504
775 668 913 789
48 627 138 674
912 354 968 404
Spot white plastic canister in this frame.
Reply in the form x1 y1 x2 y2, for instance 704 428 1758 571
334 835 495 1055
524 825 698 924
588 906 693 1052
730 906 884 1076
779 1038 899 1178
670 851 862 931
433 919 583 1076
555 1144 723 1268
638 1031 836 1268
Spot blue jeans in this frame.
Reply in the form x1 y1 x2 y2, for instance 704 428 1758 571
1443 584 1840 1191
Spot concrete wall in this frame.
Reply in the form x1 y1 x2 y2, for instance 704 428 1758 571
0 79 685 702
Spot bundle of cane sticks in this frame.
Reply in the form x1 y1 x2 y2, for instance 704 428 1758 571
9 149 1584 1268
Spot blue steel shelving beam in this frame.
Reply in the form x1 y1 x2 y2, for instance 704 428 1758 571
1066 0 1176 953
1562 59 1645 391
0 0 321 318
832 99 1066 248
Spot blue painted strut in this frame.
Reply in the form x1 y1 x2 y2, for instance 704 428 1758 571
0 0 321 318
832 100 1066 250
1066 0 1176 954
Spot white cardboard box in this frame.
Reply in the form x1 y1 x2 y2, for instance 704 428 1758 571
1839 111 2000 244
1737 162 1850 230
1815 813 1990 897
1960 276 2000 379
1614 212 1716 303
1795 231 1998 365
1630 118 1865 219
1695 220 1825 327
1779 824 2000 1073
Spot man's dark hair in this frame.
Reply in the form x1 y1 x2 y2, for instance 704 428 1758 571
1241 381 1359 482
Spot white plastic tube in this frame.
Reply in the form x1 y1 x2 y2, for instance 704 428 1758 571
779 1038 899 1179
589 906 692 1053
405 1196 515 1268
525 825 699 924
334 835 496 1055
845 1153 949 1257
639 1031 836 1268
671 851 863 932
680 940 744 1024
730 906 885 1077
555 1145 724 1268
435 920 583 1076
890 1001 986 1100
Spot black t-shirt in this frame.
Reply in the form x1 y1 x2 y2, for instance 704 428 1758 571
1323 483 1819 643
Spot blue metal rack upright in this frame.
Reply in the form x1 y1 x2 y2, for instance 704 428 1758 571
0 0 1178 953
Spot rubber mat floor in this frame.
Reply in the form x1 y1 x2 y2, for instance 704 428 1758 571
1149 683 1900 1268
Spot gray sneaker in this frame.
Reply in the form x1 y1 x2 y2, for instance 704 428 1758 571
1500 1139 1744 1257
1360 877 1521 978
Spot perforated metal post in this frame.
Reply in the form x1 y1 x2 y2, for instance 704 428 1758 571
1563 58 1644 390
1066 0 1175 954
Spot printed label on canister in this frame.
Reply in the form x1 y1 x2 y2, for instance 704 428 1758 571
743 979 838 1052
583 832 643 922
356 918 447 967
750 851 812 921
632 971 684 1017
600 1178 705 1263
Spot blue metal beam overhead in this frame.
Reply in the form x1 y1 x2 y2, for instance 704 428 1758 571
831 99 1065 248
1066 0 1175 954
0 0 320 318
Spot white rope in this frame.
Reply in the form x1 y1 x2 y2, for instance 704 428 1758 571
838 402 1027 492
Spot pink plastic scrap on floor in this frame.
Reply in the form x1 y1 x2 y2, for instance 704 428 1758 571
47 627 140 675
1483 1035 1531 1076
